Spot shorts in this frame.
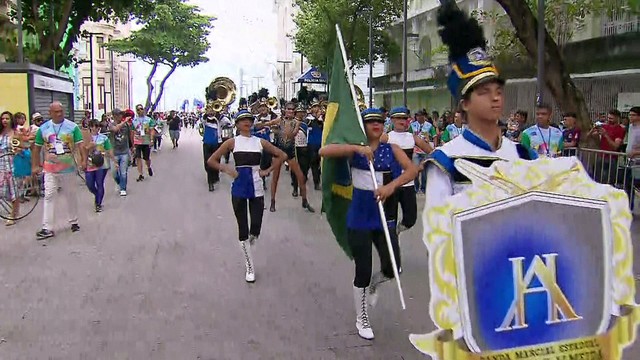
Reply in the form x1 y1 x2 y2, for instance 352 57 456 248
135 145 151 161
169 130 180 141
278 142 295 160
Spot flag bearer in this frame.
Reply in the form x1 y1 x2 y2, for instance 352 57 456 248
319 108 418 340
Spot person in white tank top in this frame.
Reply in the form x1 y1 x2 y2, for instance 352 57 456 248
381 106 433 239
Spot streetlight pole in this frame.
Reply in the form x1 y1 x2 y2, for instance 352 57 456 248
402 0 408 107
536 0 545 106
86 32 97 120
253 76 264 91
277 60 292 101
121 59 136 109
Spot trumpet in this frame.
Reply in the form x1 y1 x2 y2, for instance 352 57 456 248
267 97 278 110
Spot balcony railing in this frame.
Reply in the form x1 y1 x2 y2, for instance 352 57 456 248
602 18 640 37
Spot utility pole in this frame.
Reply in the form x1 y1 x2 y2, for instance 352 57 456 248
16 0 23 63
402 0 408 107
536 0 545 106
368 8 374 107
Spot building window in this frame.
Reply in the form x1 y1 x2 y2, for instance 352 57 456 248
82 77 91 110
98 78 105 110
97 36 105 59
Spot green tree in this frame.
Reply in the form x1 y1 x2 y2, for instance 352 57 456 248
292 0 402 71
2 0 155 69
106 0 214 112
482 0 631 130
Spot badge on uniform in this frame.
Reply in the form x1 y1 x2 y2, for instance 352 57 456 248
411 157 639 360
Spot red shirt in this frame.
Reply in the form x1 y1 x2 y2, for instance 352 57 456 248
599 124 625 152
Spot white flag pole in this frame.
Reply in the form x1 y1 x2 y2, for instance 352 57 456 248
335 24 406 310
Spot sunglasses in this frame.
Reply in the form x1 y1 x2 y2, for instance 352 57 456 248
136 108 143 111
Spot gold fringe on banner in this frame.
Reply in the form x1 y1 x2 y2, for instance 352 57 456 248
410 305 640 360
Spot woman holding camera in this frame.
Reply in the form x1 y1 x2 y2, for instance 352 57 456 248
84 119 116 212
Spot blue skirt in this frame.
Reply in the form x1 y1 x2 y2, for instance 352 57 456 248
13 150 32 178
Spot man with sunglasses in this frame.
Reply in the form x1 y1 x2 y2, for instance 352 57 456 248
132 104 156 182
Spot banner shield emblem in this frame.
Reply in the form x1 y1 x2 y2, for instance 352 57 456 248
453 193 612 352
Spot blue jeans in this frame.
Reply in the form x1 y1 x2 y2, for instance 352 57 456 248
112 153 130 191
85 169 108 206
413 153 428 192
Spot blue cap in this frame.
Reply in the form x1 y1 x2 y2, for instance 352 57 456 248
389 106 410 118
235 109 254 122
448 47 504 99
361 108 384 121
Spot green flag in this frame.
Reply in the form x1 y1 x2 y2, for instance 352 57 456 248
321 40 368 259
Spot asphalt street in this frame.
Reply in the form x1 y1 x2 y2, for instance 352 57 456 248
1 129 639 359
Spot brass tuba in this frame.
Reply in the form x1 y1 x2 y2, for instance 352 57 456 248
206 76 237 113
354 85 366 111
267 97 278 110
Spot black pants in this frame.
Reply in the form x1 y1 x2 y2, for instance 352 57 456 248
153 135 162 150
203 143 220 185
308 144 321 186
291 146 310 191
397 185 417 229
232 196 265 241
348 228 401 288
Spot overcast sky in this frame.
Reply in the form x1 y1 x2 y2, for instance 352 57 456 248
130 0 279 111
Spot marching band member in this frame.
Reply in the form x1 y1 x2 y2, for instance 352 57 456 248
424 1 537 211
319 108 418 340
290 103 310 197
252 99 277 190
260 102 315 213
381 107 433 236
202 106 222 192
207 110 286 283
306 100 324 191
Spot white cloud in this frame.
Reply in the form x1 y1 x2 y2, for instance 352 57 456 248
131 0 279 111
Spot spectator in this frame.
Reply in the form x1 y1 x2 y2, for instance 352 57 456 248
561 112 581 150
588 109 626 185
520 104 564 158
589 109 625 152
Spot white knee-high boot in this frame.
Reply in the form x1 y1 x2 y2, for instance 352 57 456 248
368 271 392 308
239 240 255 282
353 286 374 340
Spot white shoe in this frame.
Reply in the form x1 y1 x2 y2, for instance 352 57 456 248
120 190 127 196
240 241 255 282
353 286 374 340
396 223 408 235
368 272 392 308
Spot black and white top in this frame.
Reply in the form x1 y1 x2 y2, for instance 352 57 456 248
387 131 415 188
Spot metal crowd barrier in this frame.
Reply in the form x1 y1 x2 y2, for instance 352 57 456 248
562 147 639 208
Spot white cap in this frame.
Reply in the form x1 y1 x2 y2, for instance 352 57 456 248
32 112 43 119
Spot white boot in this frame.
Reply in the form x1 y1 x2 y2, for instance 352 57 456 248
353 286 374 340
249 234 257 246
368 272 392 308
239 241 255 282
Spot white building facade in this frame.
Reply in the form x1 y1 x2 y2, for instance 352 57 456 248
73 21 134 118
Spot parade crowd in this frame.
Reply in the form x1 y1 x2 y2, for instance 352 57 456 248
2 3 640 345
